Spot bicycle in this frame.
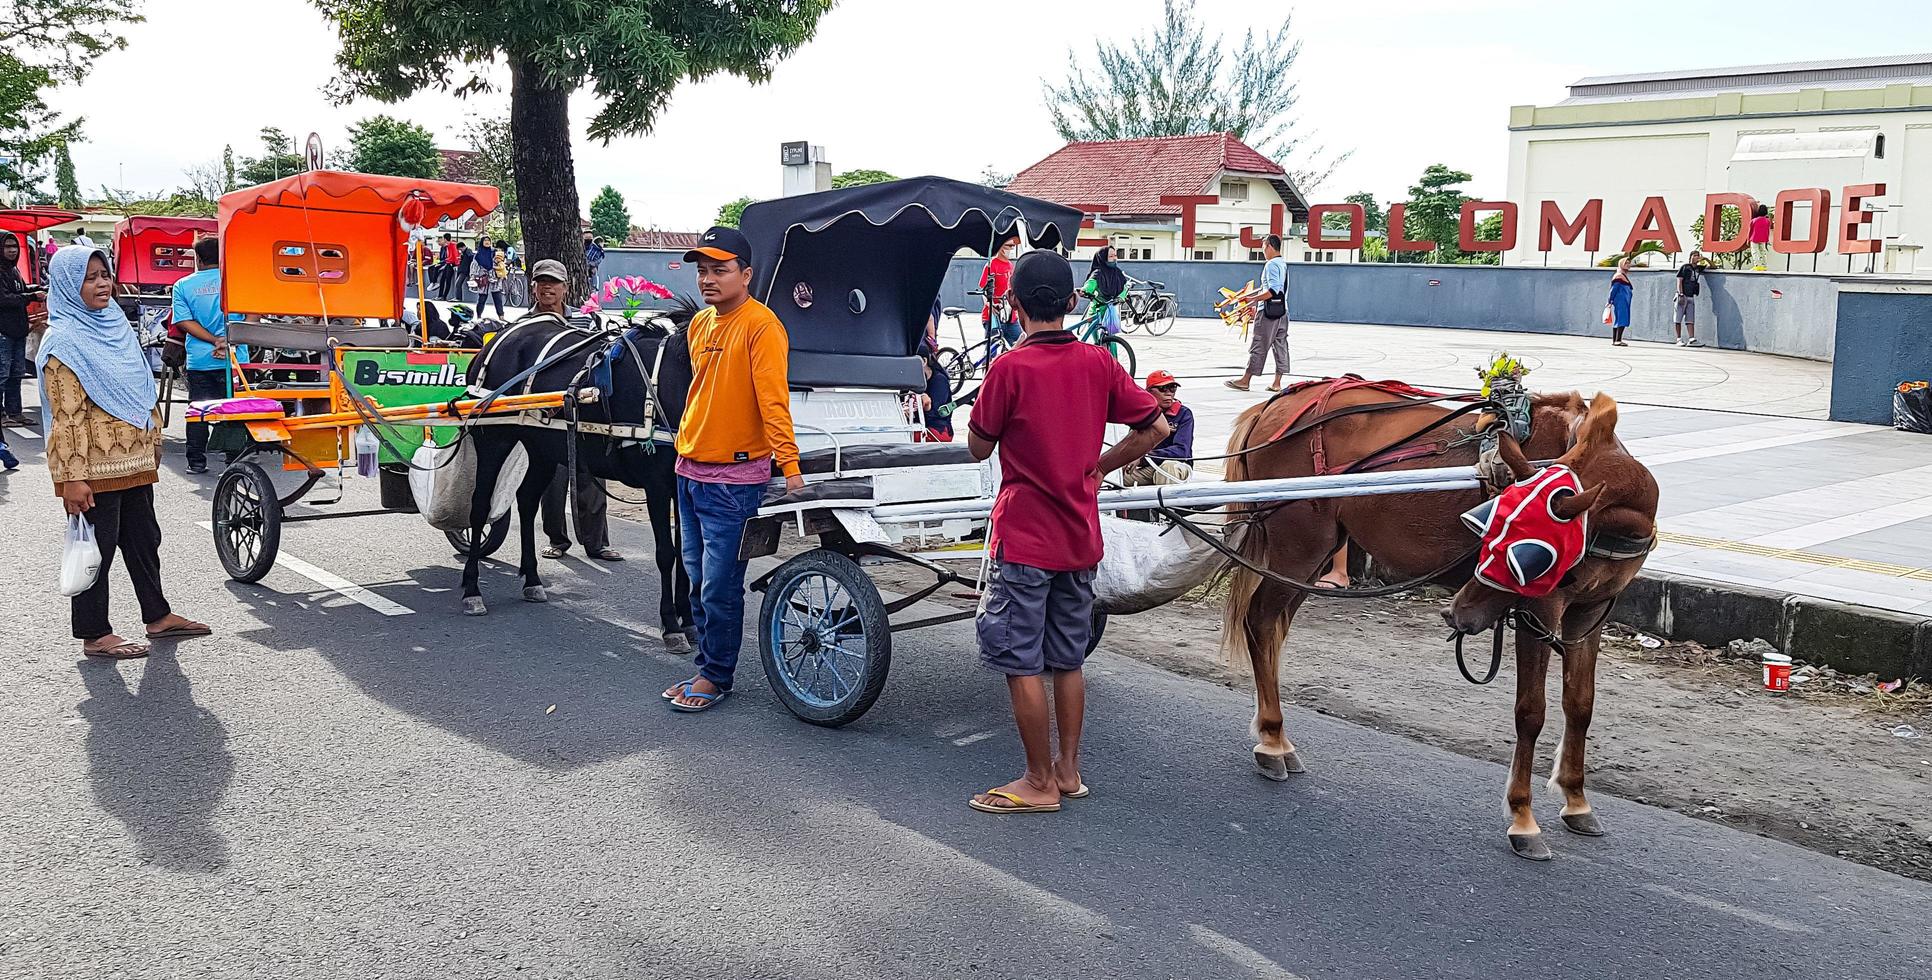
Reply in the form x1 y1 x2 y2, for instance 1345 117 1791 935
937 298 1135 390
1118 277 1177 337
935 288 1017 390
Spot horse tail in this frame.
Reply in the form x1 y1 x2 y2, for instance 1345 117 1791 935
1219 402 1271 671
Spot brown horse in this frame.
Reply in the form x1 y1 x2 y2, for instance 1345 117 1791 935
1442 394 1658 860
1220 381 1653 857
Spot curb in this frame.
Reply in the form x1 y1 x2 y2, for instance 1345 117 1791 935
1615 571 1932 680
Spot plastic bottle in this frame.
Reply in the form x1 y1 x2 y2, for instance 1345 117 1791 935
353 426 379 477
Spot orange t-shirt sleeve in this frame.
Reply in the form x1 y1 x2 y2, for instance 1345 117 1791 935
749 313 801 477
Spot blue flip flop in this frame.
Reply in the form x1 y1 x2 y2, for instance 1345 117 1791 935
669 685 729 713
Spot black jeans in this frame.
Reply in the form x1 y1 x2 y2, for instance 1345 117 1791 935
184 369 231 466
541 463 610 552
73 484 172 641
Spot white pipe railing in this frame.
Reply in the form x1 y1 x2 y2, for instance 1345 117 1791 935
868 465 1485 526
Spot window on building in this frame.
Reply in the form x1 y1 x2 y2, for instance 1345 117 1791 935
1192 249 1217 261
1219 179 1248 201
1876 133 1886 158
1248 250 1266 262
1120 247 1152 260
1303 251 1313 262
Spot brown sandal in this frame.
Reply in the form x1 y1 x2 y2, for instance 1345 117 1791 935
84 639 151 660
145 620 211 640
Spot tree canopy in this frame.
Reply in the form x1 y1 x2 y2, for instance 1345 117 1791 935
463 115 520 241
345 115 442 178
0 0 144 195
715 196 756 229
589 185 631 242
312 0 834 295
830 169 896 189
237 128 306 186
1042 0 1346 192
53 141 80 208
1403 164 1473 263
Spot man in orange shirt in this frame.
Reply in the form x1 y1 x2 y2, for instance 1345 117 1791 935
663 226 804 712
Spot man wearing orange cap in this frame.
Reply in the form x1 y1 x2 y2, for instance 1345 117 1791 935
1122 369 1194 487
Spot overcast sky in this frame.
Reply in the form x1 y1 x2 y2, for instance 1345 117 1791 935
46 0 1932 231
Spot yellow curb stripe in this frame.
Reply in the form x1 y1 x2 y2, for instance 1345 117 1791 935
1656 529 1929 579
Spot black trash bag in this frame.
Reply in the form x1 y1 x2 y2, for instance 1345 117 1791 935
1894 384 1932 434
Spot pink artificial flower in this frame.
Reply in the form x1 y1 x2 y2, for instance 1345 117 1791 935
601 282 619 302
579 301 600 314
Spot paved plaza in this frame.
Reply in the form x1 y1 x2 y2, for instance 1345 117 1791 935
983 316 1928 616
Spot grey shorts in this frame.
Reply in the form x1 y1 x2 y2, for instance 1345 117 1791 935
1673 295 1696 324
977 557 1097 676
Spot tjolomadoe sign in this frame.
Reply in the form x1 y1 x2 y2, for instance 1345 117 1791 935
1074 184 1889 256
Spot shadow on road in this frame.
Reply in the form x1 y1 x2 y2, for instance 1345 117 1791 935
78 649 234 873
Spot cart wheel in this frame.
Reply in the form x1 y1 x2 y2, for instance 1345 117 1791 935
1086 610 1109 655
759 549 891 727
212 460 281 582
1102 335 1137 380
1144 295 1177 337
446 517 511 559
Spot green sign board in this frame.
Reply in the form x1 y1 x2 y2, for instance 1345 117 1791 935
337 348 477 464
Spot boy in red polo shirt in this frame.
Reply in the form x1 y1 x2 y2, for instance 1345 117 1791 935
964 250 1171 814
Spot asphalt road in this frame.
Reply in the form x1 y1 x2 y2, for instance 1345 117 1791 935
2 439 1928 980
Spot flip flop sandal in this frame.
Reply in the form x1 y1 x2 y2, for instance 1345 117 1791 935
1064 784 1091 800
661 679 701 701
968 790 1062 814
1223 381 1251 391
84 640 150 660
145 622 211 640
592 549 625 561
669 686 729 713
1266 384 1283 392
541 546 568 559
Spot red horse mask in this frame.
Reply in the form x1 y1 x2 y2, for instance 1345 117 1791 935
1461 465 1588 597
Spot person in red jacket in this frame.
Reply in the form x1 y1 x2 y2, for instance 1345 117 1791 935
977 233 1020 359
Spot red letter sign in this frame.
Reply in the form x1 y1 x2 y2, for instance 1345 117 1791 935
1458 201 1518 253
1538 200 1603 252
1700 193 1754 254
1774 188 1831 254
1238 204 1287 249
1068 202 1111 250
1838 183 1885 255
1159 194 1218 250
1385 204 1435 254
1622 196 1682 254
1306 204 1364 250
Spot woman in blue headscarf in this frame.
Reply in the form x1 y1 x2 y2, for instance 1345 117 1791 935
39 245 207 659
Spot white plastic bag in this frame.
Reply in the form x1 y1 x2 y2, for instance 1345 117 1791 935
410 439 528 532
60 515 102 597
1092 515 1229 614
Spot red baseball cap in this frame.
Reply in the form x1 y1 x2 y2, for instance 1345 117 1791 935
1146 370 1180 388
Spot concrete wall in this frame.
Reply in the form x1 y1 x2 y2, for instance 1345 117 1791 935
936 259 1840 360
1830 279 1932 425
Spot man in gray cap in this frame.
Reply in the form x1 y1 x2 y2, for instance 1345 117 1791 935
520 258 621 561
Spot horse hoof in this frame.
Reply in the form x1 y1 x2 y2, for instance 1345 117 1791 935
1562 812 1606 837
662 632 693 654
462 597 488 617
1509 832 1553 862
1254 749 1305 781
523 585 549 603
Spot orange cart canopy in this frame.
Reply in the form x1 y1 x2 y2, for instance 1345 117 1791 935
114 215 216 289
218 171 498 320
0 208 77 282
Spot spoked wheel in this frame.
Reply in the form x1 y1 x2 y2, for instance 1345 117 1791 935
1118 302 1142 334
1144 295 1177 337
446 517 511 559
1102 335 1137 380
759 549 891 727
937 346 973 391
212 460 281 582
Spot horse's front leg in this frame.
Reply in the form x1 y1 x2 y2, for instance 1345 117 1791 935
462 436 514 616
517 459 551 603
1552 601 1610 838
645 466 692 653
1507 630 1554 861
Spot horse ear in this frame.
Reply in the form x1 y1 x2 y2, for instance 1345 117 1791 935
1552 483 1603 521
1580 393 1620 447
1498 432 1536 481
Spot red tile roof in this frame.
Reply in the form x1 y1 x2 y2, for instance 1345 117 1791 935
1007 133 1302 218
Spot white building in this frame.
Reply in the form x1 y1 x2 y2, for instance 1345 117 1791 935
1007 132 1349 263
1504 54 1932 273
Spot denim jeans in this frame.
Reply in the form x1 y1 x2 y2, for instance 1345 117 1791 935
184 369 232 466
0 332 26 417
677 475 766 691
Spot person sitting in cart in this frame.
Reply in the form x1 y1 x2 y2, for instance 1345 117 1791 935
964 249 1171 814
662 226 805 713
914 350 954 442
172 237 248 475
1122 368 1194 487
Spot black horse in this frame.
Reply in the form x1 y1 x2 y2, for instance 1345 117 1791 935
457 302 696 650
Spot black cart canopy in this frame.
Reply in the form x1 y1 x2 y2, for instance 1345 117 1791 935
739 176 1084 390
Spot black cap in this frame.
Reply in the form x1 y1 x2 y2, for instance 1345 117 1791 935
1009 249 1074 309
685 225 753 265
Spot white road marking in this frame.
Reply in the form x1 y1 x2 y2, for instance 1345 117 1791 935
951 731 996 747
1187 924 1309 979
5 424 40 441
1633 426 1866 467
1638 883 1811 934
198 521 414 617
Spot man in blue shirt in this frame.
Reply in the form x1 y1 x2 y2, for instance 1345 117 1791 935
172 237 247 474
1226 234 1289 392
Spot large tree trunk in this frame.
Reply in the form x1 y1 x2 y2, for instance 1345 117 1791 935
509 55 587 301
